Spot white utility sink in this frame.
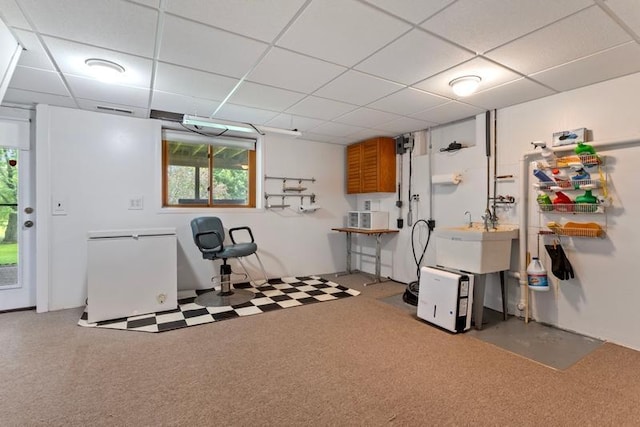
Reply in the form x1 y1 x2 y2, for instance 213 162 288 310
435 223 519 274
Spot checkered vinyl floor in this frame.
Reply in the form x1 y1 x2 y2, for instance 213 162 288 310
78 276 360 333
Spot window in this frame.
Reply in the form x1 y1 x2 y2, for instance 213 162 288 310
162 130 256 208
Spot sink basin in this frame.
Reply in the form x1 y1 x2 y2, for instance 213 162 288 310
434 223 519 274
435 223 519 241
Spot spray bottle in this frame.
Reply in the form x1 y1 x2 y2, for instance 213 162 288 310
531 141 556 167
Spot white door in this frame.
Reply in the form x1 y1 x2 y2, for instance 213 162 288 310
0 131 35 310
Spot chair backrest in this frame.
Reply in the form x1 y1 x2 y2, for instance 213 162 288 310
191 217 225 253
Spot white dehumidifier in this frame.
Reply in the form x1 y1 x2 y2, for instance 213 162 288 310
417 266 474 333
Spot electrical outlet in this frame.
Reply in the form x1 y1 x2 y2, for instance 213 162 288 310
128 196 144 210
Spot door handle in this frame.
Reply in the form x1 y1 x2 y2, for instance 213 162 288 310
24 220 34 228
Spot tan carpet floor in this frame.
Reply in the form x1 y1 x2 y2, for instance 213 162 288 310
1 273 640 426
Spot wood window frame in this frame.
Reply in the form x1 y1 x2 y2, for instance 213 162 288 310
162 139 256 208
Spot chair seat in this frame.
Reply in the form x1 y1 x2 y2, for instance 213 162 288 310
203 242 257 260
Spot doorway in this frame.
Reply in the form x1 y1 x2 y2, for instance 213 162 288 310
0 137 35 310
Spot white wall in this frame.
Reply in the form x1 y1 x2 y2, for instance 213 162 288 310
353 118 492 285
351 72 640 350
34 71 640 350
498 72 640 350
36 105 352 311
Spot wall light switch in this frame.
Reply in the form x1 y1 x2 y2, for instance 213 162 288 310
128 196 144 210
52 198 67 215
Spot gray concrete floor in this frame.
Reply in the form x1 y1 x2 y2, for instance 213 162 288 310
379 292 603 370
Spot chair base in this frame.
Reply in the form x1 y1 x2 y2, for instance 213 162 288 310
194 288 255 307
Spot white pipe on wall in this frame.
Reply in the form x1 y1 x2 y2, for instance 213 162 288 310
519 134 640 321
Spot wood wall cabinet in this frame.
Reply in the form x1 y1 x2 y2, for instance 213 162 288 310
346 137 396 194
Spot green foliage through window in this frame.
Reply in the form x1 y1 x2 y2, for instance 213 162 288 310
164 140 254 207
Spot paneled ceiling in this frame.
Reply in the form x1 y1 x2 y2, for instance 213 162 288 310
2 0 640 144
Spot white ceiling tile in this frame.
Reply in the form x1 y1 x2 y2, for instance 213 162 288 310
165 0 306 43
301 133 351 145
9 66 68 95
214 103 279 125
18 0 158 57
151 91 220 117
413 57 522 98
373 116 434 134
264 114 324 132
65 75 150 108
130 0 159 8
285 96 358 121
411 101 485 124
314 70 404 105
422 0 593 54
348 128 397 142
310 121 365 137
333 107 400 128
43 37 153 88
363 0 455 24
356 29 474 84
76 99 148 118
247 48 346 93
3 87 76 108
485 6 631 75
155 63 238 101
530 42 640 92
368 87 448 115
0 0 31 29
605 0 640 38
277 0 411 67
462 78 556 110
228 81 305 112
3 0 636 127
13 30 55 70
160 15 269 78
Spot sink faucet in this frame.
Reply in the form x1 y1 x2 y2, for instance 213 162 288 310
464 211 472 228
482 207 498 231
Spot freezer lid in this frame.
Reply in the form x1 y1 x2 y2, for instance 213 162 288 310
88 228 176 239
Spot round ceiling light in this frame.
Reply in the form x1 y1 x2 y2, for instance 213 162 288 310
85 58 125 82
449 75 481 97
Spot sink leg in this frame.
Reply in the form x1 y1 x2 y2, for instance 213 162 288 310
473 274 486 330
500 270 508 321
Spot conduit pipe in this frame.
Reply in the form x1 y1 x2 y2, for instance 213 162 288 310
519 134 640 322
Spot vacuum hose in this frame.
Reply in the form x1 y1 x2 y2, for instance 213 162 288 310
402 219 432 306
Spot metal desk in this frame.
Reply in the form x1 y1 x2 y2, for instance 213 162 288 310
331 227 399 286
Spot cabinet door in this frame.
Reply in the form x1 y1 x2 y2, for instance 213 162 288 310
377 137 397 192
346 143 362 194
361 139 380 193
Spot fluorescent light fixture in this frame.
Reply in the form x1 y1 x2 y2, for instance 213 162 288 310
449 75 481 97
85 58 125 82
255 125 301 137
182 115 257 134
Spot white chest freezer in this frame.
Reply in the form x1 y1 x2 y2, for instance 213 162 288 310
87 228 177 323
417 266 474 333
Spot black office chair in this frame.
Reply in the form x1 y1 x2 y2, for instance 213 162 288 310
191 217 268 307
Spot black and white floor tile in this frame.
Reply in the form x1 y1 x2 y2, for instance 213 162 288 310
78 276 360 333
